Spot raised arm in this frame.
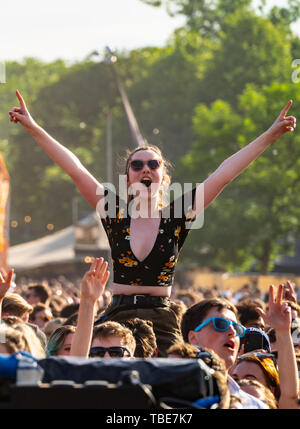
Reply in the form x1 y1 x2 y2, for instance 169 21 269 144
70 258 110 358
9 90 105 210
257 284 299 409
194 101 296 214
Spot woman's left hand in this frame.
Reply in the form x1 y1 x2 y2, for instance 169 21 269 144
267 100 296 141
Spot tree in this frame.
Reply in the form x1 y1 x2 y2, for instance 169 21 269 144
196 9 292 106
178 82 300 274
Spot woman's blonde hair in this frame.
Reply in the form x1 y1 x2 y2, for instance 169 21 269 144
0 319 45 359
2 292 33 319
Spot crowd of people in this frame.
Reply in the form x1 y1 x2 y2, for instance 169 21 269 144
0 264 300 409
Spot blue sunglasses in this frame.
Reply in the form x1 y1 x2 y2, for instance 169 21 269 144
194 317 246 338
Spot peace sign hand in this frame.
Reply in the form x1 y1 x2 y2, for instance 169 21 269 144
80 258 110 303
9 90 38 133
256 284 291 333
267 100 296 142
0 269 14 300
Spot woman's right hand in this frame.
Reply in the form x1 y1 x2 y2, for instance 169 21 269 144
9 90 38 133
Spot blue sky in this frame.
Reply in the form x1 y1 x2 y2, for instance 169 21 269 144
1 0 297 63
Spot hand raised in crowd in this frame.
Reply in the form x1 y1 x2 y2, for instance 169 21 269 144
256 284 291 332
80 257 110 303
9 90 38 133
0 268 14 300
267 100 296 142
283 280 297 304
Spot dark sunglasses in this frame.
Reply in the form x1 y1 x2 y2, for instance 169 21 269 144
238 351 278 367
89 346 132 358
130 159 161 171
194 317 246 338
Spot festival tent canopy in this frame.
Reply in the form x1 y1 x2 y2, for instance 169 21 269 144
8 213 110 272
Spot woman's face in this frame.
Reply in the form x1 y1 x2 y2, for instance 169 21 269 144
127 150 165 199
232 360 267 387
57 332 74 356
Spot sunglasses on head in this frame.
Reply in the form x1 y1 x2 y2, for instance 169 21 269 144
89 346 132 358
194 317 246 338
129 159 161 171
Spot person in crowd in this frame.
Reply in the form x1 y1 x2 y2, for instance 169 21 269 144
167 341 230 409
181 296 268 408
63 312 79 327
43 317 67 340
175 289 201 309
232 353 280 402
69 257 110 357
167 341 202 359
10 91 296 356
283 280 298 304
122 317 158 358
23 283 52 306
254 284 299 409
48 295 67 318
60 303 80 319
0 271 48 351
237 379 277 409
236 298 266 331
29 303 53 329
1 292 33 322
45 325 76 357
89 321 136 359
0 317 45 358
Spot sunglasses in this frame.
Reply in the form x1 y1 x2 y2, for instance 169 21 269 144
238 351 277 367
129 159 161 171
194 317 246 338
89 346 132 358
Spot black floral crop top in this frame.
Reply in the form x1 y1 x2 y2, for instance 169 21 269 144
100 187 197 287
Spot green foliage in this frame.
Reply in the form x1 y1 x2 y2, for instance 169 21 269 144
179 82 300 274
2 1 300 275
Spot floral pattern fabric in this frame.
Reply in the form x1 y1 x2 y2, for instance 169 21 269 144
100 188 197 287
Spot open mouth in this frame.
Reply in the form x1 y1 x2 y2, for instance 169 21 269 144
224 340 235 351
140 178 152 188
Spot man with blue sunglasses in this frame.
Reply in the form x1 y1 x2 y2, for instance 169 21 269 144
181 297 268 409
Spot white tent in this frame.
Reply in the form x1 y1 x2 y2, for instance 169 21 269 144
8 212 110 272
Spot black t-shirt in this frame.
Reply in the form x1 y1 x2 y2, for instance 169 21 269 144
100 187 197 287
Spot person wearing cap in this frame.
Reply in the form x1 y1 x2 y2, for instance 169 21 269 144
239 326 272 355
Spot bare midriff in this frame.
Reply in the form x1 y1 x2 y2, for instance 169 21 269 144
112 283 172 298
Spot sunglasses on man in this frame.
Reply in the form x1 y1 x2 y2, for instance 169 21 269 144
89 346 132 358
129 159 161 171
194 316 246 338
